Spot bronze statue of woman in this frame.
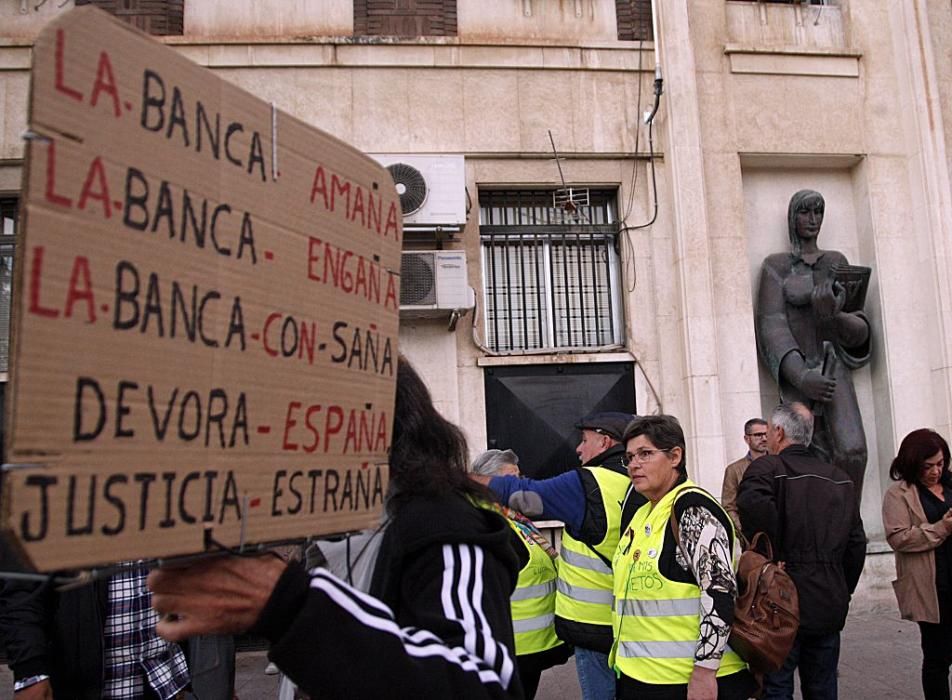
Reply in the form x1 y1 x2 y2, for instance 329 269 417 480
756 189 872 494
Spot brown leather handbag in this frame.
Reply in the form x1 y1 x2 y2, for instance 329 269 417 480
729 532 800 674
669 512 799 675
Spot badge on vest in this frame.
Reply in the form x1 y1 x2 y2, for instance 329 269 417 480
644 524 652 537
647 548 658 559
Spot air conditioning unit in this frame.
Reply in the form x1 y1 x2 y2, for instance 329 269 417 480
400 251 474 316
371 154 466 231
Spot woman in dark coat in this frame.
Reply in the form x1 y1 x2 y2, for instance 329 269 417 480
148 358 526 699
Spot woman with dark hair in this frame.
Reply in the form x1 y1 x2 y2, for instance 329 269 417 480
611 415 755 700
148 358 526 699
883 428 952 700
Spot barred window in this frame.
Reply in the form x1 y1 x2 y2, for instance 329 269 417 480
0 198 17 375
354 0 457 37
615 0 653 41
480 190 624 353
74 0 184 36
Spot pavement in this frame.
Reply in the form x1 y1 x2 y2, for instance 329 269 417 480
0 608 926 698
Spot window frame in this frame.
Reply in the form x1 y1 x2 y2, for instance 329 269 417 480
479 189 625 354
353 0 458 38
0 196 19 380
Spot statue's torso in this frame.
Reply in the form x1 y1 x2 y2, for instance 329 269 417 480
777 251 847 364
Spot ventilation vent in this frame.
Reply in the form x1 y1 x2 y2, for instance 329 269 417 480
400 253 436 306
399 251 474 315
387 163 428 216
370 155 466 230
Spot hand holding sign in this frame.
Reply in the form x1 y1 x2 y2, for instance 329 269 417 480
149 554 287 641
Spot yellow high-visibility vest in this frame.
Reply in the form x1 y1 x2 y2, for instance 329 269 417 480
555 467 631 628
610 480 747 684
507 518 562 655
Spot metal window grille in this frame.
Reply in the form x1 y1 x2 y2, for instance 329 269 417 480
479 190 623 353
354 0 458 37
74 0 185 36
615 0 654 41
0 198 17 374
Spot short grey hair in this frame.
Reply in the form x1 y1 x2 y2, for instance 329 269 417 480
770 402 814 446
471 449 519 476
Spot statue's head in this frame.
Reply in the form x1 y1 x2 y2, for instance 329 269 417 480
787 189 825 254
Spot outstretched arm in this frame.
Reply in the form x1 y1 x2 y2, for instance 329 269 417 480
150 550 523 699
486 471 587 532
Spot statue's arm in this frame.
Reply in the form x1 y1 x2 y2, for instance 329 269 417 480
834 310 870 350
755 260 804 386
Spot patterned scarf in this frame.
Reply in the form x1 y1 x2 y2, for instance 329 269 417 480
486 501 559 560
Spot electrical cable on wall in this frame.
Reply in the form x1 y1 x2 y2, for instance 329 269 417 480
619 39 646 226
616 9 665 412
618 70 662 239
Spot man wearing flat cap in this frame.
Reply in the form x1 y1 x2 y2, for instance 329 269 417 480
477 411 645 700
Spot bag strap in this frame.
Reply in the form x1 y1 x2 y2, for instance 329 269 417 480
668 489 708 576
668 507 689 568
747 531 775 560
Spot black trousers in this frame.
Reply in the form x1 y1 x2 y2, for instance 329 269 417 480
616 669 757 700
919 618 952 700
516 644 573 700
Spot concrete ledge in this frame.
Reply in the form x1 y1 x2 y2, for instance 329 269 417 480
477 350 634 367
0 46 30 71
0 36 655 73
725 44 861 78
739 152 864 170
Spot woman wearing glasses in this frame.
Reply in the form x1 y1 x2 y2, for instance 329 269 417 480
883 429 952 700
610 415 755 700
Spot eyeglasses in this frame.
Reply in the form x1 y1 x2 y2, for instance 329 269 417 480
746 432 768 439
623 448 672 466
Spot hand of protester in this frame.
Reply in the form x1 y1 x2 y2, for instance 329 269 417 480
798 368 836 402
687 665 717 700
149 553 287 642
15 679 53 699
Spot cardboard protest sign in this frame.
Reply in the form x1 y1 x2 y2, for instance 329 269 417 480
2 6 401 571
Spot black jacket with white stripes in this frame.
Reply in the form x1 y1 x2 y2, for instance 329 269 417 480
254 491 528 698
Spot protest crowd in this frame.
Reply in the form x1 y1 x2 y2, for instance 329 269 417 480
5 353 952 700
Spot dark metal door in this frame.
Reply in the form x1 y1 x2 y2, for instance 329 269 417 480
484 362 635 479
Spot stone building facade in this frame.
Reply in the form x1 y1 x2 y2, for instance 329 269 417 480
3 0 952 597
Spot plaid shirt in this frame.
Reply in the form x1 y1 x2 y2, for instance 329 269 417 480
102 564 190 699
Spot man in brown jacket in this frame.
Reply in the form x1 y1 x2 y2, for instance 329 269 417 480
721 417 768 533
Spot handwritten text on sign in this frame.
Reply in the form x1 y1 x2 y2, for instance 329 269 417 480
3 7 402 571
